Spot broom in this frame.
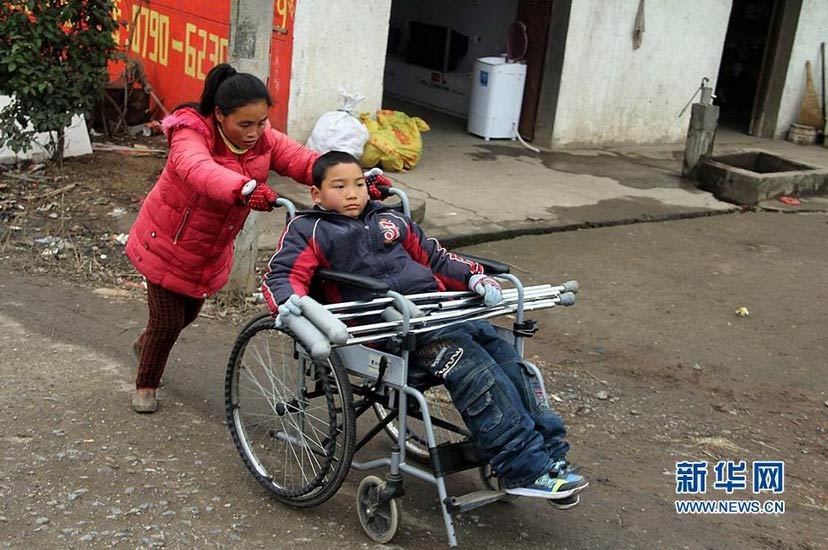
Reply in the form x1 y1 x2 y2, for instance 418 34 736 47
822 42 827 141
797 60 823 128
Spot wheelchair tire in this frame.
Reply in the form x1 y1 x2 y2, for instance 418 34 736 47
356 475 400 544
237 310 272 335
225 316 355 508
372 385 468 464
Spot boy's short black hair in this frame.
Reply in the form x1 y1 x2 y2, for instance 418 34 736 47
312 150 362 187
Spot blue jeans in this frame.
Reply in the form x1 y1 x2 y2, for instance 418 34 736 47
413 320 569 488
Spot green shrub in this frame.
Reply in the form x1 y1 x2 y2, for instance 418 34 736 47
0 1 119 160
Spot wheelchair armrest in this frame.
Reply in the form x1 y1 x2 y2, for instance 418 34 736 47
459 254 510 275
316 268 390 293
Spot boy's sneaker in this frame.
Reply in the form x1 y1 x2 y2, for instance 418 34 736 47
546 493 580 510
504 461 588 500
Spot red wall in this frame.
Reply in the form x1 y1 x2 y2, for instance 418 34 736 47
111 0 294 131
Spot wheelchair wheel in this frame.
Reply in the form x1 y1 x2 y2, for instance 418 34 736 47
372 385 468 463
225 316 355 508
356 475 400 544
237 310 271 334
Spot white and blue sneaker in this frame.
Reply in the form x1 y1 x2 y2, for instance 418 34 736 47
504 460 588 500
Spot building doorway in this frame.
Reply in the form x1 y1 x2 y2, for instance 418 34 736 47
715 0 776 133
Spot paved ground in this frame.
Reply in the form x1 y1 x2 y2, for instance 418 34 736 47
2 101 828 549
2 211 827 549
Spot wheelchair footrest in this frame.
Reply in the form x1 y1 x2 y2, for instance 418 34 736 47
429 439 488 477
444 490 508 514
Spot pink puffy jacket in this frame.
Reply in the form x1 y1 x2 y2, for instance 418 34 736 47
126 107 318 299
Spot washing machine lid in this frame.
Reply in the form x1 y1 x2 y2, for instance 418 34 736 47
506 21 528 62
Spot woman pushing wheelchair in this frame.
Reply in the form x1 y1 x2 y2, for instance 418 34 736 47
125 64 393 414
261 151 588 506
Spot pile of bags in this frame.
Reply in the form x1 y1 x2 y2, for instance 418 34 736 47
306 89 429 172
359 110 429 172
306 88 369 159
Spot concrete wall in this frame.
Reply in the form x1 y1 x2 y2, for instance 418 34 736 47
288 0 391 142
389 0 519 74
229 0 274 80
0 96 92 162
549 0 732 147
774 0 828 139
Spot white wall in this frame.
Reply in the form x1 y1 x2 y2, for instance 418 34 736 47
774 0 828 139
288 0 392 142
0 96 92 162
551 0 732 147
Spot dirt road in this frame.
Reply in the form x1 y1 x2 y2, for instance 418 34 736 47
1 211 826 549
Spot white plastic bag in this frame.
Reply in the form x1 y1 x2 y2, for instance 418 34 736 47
306 88 369 158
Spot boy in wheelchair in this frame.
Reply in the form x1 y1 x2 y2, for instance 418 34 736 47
261 151 587 507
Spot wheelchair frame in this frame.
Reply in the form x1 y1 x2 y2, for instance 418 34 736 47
224 189 578 546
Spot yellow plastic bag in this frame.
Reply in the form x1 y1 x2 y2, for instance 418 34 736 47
359 110 429 172
359 113 403 171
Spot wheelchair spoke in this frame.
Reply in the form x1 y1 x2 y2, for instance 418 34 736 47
240 363 281 414
226 320 355 505
277 406 327 461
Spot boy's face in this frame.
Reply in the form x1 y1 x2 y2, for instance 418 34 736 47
311 162 368 218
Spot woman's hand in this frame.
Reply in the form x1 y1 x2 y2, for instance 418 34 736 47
364 168 393 200
245 183 278 212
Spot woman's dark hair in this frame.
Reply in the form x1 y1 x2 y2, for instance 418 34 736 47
312 151 362 187
198 63 272 116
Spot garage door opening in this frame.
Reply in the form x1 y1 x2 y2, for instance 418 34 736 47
382 0 551 142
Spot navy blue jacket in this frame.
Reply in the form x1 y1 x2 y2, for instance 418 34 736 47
262 201 483 311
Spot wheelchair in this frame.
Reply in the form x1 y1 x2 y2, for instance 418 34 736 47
224 188 579 546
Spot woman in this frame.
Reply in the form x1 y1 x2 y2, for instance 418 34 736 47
125 63 318 413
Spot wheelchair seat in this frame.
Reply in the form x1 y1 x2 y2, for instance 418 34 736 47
406 366 443 391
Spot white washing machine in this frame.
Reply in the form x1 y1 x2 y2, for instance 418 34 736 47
467 56 527 140
467 20 529 141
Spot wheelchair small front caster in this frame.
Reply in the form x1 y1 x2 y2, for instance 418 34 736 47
478 464 518 502
356 475 400 544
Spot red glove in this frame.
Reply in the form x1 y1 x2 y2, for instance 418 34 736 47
365 168 393 200
246 183 278 212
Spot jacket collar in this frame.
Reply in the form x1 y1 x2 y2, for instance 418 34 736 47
301 200 387 219
216 123 250 155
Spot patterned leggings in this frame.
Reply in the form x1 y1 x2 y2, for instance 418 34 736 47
135 282 204 389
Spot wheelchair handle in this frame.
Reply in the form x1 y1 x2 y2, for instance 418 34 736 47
274 197 296 219
385 187 411 218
